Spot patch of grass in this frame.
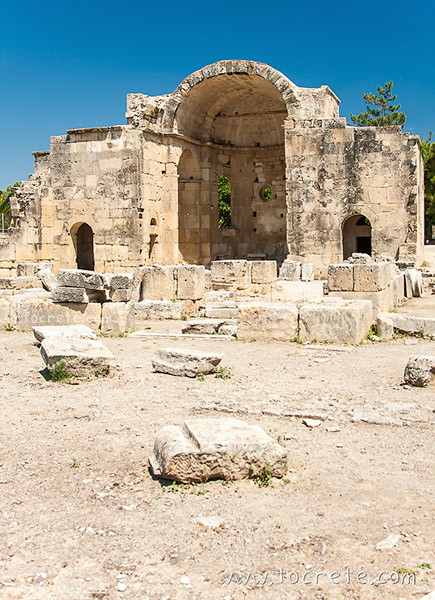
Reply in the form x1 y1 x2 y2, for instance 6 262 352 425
394 567 419 575
215 366 232 380
253 464 273 488
422 578 430 585
290 336 303 344
365 324 379 339
4 323 15 331
249 338 256 343
282 478 292 485
165 481 207 495
195 372 205 381
180 314 188 321
50 360 74 381
413 328 425 338
69 458 80 468
418 563 432 570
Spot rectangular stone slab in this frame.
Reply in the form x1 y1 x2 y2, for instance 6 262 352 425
40 336 115 378
58 269 105 290
152 348 224 377
32 324 97 342
149 417 287 483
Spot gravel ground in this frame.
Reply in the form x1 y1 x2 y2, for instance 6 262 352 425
0 322 434 599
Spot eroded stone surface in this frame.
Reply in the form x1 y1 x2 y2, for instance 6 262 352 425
58 269 105 291
40 336 115 378
404 356 435 387
238 302 298 342
152 348 224 377
32 324 97 342
149 417 287 482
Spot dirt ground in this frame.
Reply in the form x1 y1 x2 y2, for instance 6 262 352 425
0 309 434 599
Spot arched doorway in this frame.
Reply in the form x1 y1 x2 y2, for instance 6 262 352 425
178 149 201 264
74 223 95 271
342 214 372 260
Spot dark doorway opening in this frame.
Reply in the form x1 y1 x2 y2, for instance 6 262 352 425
356 236 372 255
76 223 95 271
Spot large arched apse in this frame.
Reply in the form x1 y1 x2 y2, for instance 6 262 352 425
178 149 201 264
174 71 289 263
342 214 372 260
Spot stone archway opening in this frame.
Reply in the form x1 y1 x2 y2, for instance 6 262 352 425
342 214 372 260
72 222 95 271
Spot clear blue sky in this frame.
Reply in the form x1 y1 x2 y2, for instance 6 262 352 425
1 0 434 189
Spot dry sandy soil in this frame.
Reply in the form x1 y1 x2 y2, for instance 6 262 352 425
0 313 434 599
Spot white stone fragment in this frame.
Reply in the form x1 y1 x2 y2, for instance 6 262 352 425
375 533 401 550
32 324 97 342
149 417 288 482
152 348 224 377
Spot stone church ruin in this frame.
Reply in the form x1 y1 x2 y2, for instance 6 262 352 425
0 60 431 344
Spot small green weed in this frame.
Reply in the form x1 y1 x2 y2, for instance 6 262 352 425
249 338 256 343
180 314 188 321
290 336 303 344
422 578 430 585
215 366 232 380
282 478 292 485
418 563 432 570
165 481 207 495
394 567 419 575
69 458 80 468
253 464 273 488
195 372 205 381
50 360 74 381
94 365 110 378
4 323 15 331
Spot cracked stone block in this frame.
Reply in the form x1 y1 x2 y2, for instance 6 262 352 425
32 324 97 342
404 356 435 387
353 262 392 292
328 264 354 291
279 260 301 281
176 265 206 300
211 260 249 289
40 336 115 378
149 417 288 482
238 302 299 342
58 269 105 290
152 348 224 377
52 287 89 304
101 302 135 335
135 300 185 320
248 261 277 284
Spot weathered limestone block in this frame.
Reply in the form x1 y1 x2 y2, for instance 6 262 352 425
32 324 97 342
37 268 58 292
279 260 302 281
135 300 185 320
219 322 238 337
177 265 206 300
379 313 435 337
58 269 105 290
52 287 89 304
272 281 324 302
40 336 115 378
0 276 43 290
211 260 249 290
109 289 132 302
299 299 373 344
105 273 133 290
0 298 9 328
404 268 423 298
328 264 354 291
376 313 394 339
101 302 135 336
141 265 176 300
149 418 288 483
17 262 51 277
204 291 232 302
248 261 277 284
353 262 391 292
9 299 101 331
204 302 240 319
329 288 392 315
301 263 315 282
238 303 299 342
404 356 435 387
152 348 224 377
182 318 237 335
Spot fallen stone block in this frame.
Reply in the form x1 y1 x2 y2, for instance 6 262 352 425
141 265 177 301
58 269 105 290
152 348 224 377
404 356 435 387
149 417 287 482
301 263 315 282
204 302 239 319
248 261 277 284
182 319 233 335
32 324 97 342
299 298 373 344
353 262 392 292
177 265 206 300
376 313 394 339
17 262 51 277
40 336 115 378
404 268 423 298
272 280 324 302
52 287 89 304
37 267 58 292
238 302 299 342
279 260 301 280
0 276 43 290
135 300 185 320
328 264 354 291
381 313 435 338
101 302 135 336
211 260 249 290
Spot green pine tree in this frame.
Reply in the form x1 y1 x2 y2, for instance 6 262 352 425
421 132 435 237
351 81 406 127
